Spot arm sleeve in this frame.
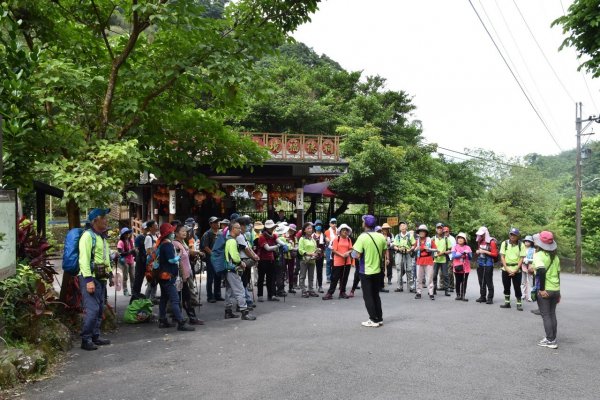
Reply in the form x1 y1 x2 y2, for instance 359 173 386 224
144 236 153 252
451 245 461 259
117 240 126 256
298 238 307 256
489 241 498 258
78 232 93 283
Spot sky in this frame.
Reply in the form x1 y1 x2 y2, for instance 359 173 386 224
293 0 600 159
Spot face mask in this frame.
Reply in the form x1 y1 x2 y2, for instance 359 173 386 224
315 226 322 232
168 233 175 240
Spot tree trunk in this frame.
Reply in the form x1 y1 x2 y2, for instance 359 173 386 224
60 199 81 303
332 199 349 217
367 192 375 215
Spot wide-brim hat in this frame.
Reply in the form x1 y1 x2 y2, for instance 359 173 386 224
119 227 132 237
338 223 352 235
533 231 557 251
288 224 297 232
475 227 487 236
275 225 289 236
219 219 230 226
523 235 534 244
416 224 429 234
159 223 176 238
254 221 264 230
381 223 392 230
264 220 276 229
456 232 468 241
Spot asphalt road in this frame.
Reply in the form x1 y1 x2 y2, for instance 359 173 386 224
19 270 600 400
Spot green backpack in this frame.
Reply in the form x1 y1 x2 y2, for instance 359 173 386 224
123 299 153 324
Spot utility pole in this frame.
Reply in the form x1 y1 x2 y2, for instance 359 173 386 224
575 103 583 274
575 102 597 274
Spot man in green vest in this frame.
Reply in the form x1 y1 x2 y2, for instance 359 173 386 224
432 223 451 297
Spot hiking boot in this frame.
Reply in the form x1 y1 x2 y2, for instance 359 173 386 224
123 288 130 297
241 309 256 321
301 291 310 298
415 293 422 299
92 337 111 346
500 303 511 309
159 319 175 328
177 321 195 331
288 289 297 294
257 297 264 302
516 304 523 311
322 293 333 300
486 299 493 305
267 297 280 302
318 287 324 293
462 298 469 302
81 340 98 351
429 295 435 301
444 289 450 297
348 290 355 298
476 297 486 303
455 296 462 301
207 298 217 303
189 318 205 325
380 288 389 293
339 292 349 299
224 309 240 319
394 288 403 292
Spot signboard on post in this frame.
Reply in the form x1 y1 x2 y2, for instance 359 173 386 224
386 217 399 227
0 189 17 280
169 190 176 215
295 188 304 210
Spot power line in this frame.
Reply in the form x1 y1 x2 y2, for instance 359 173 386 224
466 0 563 151
512 0 575 103
436 145 528 169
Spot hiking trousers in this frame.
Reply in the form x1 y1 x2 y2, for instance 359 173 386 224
327 265 351 295
79 277 105 341
225 271 248 311
416 264 434 295
395 252 413 290
433 261 448 290
360 273 383 323
501 270 522 301
299 259 316 293
477 266 494 300
206 259 223 300
132 257 146 297
257 260 276 298
455 272 469 298
538 290 560 341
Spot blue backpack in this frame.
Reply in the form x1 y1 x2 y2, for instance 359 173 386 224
210 231 228 273
62 228 96 275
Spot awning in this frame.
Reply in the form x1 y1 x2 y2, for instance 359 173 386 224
303 182 336 198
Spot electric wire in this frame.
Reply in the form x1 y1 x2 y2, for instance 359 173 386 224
512 0 575 103
467 0 563 151
436 146 528 169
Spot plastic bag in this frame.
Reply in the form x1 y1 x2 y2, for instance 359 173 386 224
123 299 153 324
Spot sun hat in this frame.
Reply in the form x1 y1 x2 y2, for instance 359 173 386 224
329 218 337 223
208 216 220 224
338 223 352 235
219 219 230 226
159 223 176 238
254 221 264 230
275 225 289 236
416 224 429 234
523 235 534 244
381 223 392 230
476 226 487 236
119 227 132 237
264 220 276 229
533 231 557 251
288 224 297 232
374 226 382 232
88 208 110 222
314 219 323 226
456 232 468 241
436 222 444 229
509 227 521 236
362 214 377 228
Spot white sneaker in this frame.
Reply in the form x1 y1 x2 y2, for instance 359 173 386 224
546 340 558 349
361 319 380 328
537 338 551 347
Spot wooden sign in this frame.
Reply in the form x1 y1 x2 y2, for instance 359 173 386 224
386 217 399 227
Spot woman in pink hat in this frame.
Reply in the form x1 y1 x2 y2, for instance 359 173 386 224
450 233 472 301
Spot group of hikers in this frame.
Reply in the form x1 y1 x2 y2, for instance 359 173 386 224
75 208 561 351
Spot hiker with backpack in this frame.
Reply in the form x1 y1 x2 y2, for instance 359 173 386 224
144 221 160 303
381 223 394 288
323 224 353 300
432 223 451 297
298 222 320 298
414 224 438 300
233 217 258 309
201 216 224 303
531 231 561 349
312 219 326 293
155 223 195 332
173 224 204 326
117 227 135 297
257 220 284 302
499 228 527 311
131 221 150 300
475 226 498 304
76 208 113 351
443 226 456 292
393 222 415 293
521 235 535 302
352 215 388 327
223 221 257 320
450 233 472 301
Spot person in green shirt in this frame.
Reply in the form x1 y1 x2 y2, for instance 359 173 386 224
530 231 560 349
352 215 388 328
432 223 451 297
78 208 113 351
499 228 527 311
224 221 256 321
393 222 415 292
298 222 319 298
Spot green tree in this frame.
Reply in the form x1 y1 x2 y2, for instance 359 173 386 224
557 195 600 265
554 0 600 77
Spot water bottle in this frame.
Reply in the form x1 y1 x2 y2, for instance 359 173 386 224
175 275 183 291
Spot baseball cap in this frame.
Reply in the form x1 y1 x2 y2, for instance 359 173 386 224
208 216 219 224
329 218 337 223
88 208 110 222
436 223 444 229
509 227 520 236
184 217 196 228
362 214 377 228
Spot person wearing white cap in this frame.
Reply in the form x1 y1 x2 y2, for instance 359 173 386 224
256 220 283 301
521 235 535 302
474 227 498 304
530 231 560 349
450 233 472 301
323 224 353 300
392 222 415 293
274 223 290 297
414 225 438 300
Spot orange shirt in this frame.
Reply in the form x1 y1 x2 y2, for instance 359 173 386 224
332 236 353 267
